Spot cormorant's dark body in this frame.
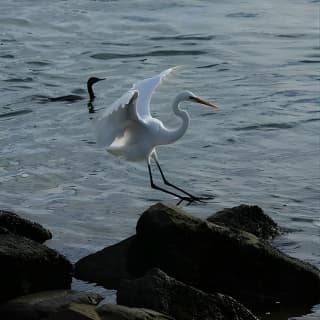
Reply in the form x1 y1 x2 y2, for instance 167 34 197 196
39 77 105 103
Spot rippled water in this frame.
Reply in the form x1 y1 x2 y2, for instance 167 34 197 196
0 0 319 318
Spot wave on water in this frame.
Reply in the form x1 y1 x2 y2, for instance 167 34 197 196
0 109 33 119
149 35 215 41
0 54 14 59
276 34 306 39
225 12 258 18
299 60 320 64
4 77 34 83
91 50 207 60
197 62 229 69
234 118 320 131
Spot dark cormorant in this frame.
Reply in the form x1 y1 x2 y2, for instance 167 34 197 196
34 77 105 106
48 77 105 102
86 77 105 102
1 78 105 119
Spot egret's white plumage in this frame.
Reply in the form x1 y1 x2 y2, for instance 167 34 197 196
96 67 176 162
95 67 219 204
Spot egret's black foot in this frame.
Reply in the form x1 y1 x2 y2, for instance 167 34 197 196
176 196 193 206
176 194 215 206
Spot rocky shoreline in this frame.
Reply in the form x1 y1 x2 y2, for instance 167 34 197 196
0 204 319 320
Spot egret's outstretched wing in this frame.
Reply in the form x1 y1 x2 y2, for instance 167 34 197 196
95 90 138 147
132 67 175 122
95 67 175 148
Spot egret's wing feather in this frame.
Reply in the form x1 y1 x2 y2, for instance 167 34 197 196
133 67 175 122
95 67 175 148
95 90 138 147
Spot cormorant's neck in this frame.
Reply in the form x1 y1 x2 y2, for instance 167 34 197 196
87 83 95 101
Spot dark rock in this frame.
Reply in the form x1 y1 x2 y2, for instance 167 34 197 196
118 268 258 320
0 290 103 320
128 203 320 312
47 303 100 320
97 304 175 320
75 236 134 288
0 226 11 235
0 210 52 243
0 233 73 302
74 203 320 313
207 204 280 240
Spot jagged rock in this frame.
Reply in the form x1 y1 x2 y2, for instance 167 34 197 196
0 226 11 234
0 233 73 302
207 204 280 240
75 236 134 288
97 304 175 320
128 203 320 311
0 290 103 320
47 303 100 320
118 268 258 320
74 202 320 313
0 210 52 243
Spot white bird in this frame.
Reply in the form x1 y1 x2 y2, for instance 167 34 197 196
95 67 219 205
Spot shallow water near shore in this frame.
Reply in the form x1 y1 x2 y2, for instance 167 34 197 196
0 0 319 318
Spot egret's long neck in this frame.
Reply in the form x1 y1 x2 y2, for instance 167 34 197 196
161 95 190 145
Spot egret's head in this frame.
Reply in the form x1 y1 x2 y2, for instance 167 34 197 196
87 77 105 87
179 90 220 109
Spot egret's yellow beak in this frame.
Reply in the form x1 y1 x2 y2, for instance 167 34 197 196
190 96 220 109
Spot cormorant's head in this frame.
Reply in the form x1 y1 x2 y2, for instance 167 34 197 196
87 77 105 87
87 77 105 101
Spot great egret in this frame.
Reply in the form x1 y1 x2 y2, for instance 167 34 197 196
95 68 219 205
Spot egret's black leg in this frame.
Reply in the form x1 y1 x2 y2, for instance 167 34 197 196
154 158 212 203
87 101 95 114
148 164 191 205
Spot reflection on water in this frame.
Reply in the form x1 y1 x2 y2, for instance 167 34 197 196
0 109 32 119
